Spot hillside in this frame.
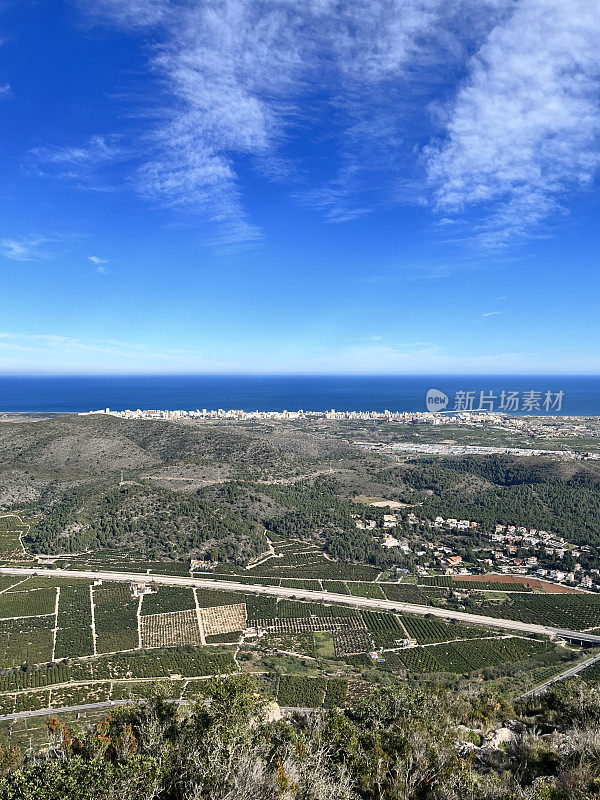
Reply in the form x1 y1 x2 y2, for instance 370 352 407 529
1 675 600 799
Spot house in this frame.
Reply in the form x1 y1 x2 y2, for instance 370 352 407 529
190 559 217 571
131 583 156 598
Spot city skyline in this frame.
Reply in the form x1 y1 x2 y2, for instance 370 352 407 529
1 0 600 374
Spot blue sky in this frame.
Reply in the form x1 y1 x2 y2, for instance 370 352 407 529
1 0 600 374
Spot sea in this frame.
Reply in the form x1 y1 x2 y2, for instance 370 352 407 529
0 374 599 416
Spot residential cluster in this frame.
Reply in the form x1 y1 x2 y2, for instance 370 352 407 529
354 503 600 591
358 441 585 459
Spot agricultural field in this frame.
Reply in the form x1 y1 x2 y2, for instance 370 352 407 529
381 584 431 604
0 616 54 667
392 637 550 675
258 630 315 657
199 603 246 636
361 611 407 648
54 584 94 659
323 678 347 708
399 615 493 645
313 631 335 658
0 646 237 694
194 587 246 607
322 580 349 594
419 577 533 592
140 609 202 648
276 675 327 707
0 515 27 559
0 587 56 619
0 577 27 593
479 594 600 630
49 684 111 708
92 583 139 653
141 586 196 614
348 582 386 600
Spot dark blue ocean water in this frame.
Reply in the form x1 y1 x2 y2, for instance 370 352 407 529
0 375 599 415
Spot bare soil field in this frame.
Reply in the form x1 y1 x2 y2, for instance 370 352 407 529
453 574 581 594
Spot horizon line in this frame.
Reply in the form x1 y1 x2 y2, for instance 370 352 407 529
1 372 600 378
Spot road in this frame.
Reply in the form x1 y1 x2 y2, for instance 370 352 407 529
3 565 600 645
0 699 134 722
520 651 600 697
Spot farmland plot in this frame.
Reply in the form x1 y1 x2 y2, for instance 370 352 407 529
141 587 195 615
194 588 245 607
0 588 56 619
482 594 600 630
400 615 491 645
0 617 53 667
332 627 373 657
255 614 372 656
323 678 347 708
0 516 26 559
140 609 202 648
0 646 236 694
199 603 246 636
93 583 139 653
277 675 326 707
54 585 94 659
361 611 407 648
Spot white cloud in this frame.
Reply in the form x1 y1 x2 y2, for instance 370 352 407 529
88 255 109 274
426 0 600 245
29 135 125 190
1 331 598 374
1 236 54 261
80 0 511 243
69 1 600 246
293 341 600 374
0 331 240 373
33 135 120 166
481 310 501 317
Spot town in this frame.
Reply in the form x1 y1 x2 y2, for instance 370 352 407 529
354 503 600 592
81 405 600 442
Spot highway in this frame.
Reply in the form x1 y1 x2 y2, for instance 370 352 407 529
3 565 600 645
520 651 600 697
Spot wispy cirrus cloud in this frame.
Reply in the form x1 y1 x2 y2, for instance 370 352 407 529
29 135 125 190
80 0 511 245
1 236 55 261
426 0 600 246
0 331 240 373
88 255 109 274
67 0 600 248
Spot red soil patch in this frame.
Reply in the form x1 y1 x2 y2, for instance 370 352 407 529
452 574 581 594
